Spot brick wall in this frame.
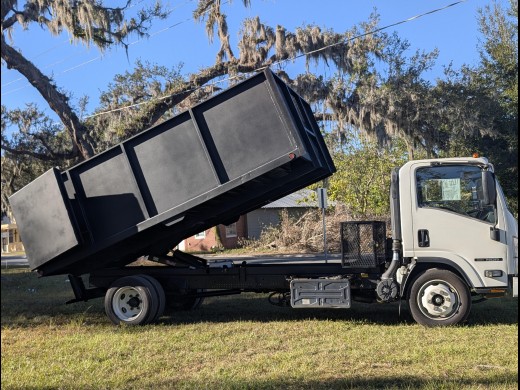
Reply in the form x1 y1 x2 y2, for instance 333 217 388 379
217 216 248 248
183 227 219 252
183 215 248 252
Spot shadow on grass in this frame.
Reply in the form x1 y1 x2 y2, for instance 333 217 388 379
164 372 518 390
0 264 30 270
161 292 518 327
9 372 518 390
2 268 518 328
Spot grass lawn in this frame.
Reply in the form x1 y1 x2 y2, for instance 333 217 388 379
1 266 518 390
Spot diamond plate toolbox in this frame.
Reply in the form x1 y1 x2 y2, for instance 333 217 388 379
290 279 351 308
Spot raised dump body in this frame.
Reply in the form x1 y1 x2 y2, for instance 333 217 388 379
10 70 335 276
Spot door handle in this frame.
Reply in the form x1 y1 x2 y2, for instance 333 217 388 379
418 229 430 247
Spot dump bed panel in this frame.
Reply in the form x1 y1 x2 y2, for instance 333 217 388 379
9 70 335 275
9 168 80 265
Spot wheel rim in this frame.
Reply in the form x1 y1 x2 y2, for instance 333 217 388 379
417 279 460 320
112 286 143 322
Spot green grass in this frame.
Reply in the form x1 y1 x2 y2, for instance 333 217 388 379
1 251 26 257
1 267 518 390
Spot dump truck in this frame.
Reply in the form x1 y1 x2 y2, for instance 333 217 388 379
9 70 518 327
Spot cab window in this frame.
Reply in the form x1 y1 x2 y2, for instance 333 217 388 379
416 165 495 223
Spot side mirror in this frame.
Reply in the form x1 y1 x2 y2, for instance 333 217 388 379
482 171 496 206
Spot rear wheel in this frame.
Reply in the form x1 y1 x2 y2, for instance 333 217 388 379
139 275 166 322
409 269 471 327
104 275 160 325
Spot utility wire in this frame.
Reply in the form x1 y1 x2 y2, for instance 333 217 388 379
1 0 467 119
273 0 467 65
1 39 71 88
1 0 196 92
82 0 468 120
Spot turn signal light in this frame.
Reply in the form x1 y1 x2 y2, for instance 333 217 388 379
484 270 503 278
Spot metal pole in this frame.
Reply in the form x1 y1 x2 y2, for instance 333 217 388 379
317 187 328 263
322 207 327 262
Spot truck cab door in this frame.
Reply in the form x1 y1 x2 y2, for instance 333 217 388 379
403 162 508 289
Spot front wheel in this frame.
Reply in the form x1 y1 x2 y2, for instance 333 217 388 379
409 269 471 327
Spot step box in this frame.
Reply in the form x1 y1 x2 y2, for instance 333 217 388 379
290 278 351 308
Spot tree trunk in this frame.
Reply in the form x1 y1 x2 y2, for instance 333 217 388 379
405 139 415 160
1 36 94 160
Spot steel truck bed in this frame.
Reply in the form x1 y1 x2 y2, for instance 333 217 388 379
9 70 335 276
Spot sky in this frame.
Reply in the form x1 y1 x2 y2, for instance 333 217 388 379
0 0 508 125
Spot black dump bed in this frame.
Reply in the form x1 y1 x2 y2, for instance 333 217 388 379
9 70 335 276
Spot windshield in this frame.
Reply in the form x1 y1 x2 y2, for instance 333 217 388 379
416 165 496 223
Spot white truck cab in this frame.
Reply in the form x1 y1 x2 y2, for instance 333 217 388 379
395 157 518 325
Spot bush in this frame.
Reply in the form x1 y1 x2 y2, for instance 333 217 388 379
240 204 390 253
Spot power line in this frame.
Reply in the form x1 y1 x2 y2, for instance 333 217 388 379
1 0 196 92
83 0 468 120
276 1 468 65
1 0 468 123
1 39 71 88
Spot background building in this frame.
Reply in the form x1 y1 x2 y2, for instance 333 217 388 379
1 214 24 254
179 189 319 252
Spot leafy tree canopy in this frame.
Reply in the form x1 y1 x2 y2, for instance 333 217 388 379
1 0 517 217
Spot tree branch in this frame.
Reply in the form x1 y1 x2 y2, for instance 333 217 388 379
108 60 272 135
1 35 94 160
2 12 20 30
1 142 76 161
1 0 17 24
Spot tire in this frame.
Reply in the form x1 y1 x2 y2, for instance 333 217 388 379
409 269 472 327
167 289 205 311
139 275 166 322
104 275 159 325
